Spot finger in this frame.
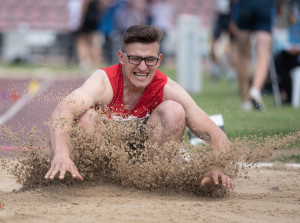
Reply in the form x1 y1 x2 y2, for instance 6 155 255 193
221 174 228 187
59 165 66 180
201 176 213 186
221 175 235 189
226 177 232 188
229 178 235 189
76 172 83 181
226 176 232 188
212 171 220 185
222 175 235 189
45 166 54 179
70 165 83 181
49 164 60 180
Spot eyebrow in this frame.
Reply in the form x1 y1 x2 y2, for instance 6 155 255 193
123 52 159 58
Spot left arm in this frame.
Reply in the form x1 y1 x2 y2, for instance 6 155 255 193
163 78 234 189
163 78 230 152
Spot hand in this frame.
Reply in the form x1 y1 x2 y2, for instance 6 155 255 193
44 154 83 181
201 169 234 189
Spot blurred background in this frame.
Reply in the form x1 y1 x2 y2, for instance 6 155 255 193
0 0 294 78
0 0 213 67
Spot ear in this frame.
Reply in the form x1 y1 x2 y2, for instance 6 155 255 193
118 50 125 65
157 54 163 67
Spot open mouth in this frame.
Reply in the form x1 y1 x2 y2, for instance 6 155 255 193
133 72 149 78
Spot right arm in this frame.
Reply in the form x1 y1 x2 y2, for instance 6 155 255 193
45 69 113 180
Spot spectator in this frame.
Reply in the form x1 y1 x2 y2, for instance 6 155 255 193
98 0 123 64
210 0 233 62
209 0 237 80
76 0 103 69
67 0 83 33
148 0 175 55
114 0 149 33
67 0 84 63
275 0 300 103
233 0 276 111
98 0 149 64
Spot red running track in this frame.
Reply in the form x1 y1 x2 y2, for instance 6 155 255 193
0 76 85 148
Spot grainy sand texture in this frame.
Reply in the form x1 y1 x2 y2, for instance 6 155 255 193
0 128 299 223
0 162 299 223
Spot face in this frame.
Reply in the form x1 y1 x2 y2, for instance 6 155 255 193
118 42 163 90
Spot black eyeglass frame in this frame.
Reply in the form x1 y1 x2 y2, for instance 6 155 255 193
122 52 160 66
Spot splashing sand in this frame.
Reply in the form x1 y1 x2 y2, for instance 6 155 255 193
0 120 299 222
1 117 299 194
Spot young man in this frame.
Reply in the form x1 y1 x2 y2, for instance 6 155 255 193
45 25 234 189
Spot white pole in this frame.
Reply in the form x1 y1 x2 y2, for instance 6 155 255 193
176 15 202 94
291 67 300 108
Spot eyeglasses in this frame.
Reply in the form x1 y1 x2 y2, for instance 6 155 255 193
122 52 159 66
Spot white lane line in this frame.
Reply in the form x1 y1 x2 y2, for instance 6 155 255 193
238 162 300 168
0 79 53 126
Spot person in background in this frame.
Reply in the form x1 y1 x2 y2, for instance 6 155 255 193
210 0 233 62
209 0 237 81
114 0 149 33
97 0 123 64
76 0 103 69
233 0 276 111
148 0 175 56
275 0 300 103
66 0 84 63
99 0 149 64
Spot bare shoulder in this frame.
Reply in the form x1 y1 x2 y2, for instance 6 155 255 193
86 69 110 85
163 77 200 111
78 69 113 105
163 78 189 100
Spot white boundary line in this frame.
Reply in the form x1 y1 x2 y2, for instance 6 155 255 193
238 162 300 168
0 79 53 126
0 147 299 168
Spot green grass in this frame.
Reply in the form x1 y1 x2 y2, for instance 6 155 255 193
161 67 300 140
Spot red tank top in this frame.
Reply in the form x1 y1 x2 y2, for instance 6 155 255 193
101 63 168 119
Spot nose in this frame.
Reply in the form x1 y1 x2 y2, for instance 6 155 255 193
138 59 148 70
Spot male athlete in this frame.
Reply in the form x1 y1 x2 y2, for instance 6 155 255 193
45 25 234 189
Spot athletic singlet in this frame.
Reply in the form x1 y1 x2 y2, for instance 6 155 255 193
100 63 168 120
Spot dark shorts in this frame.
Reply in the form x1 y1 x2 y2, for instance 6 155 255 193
233 0 276 33
103 117 149 160
213 13 231 39
125 117 149 150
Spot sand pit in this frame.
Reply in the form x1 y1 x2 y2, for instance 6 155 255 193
0 162 299 223
0 124 299 222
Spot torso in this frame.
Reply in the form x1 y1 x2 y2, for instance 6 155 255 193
122 88 144 111
100 64 168 120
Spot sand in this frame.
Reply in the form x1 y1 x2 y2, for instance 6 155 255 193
0 102 299 223
0 162 299 223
